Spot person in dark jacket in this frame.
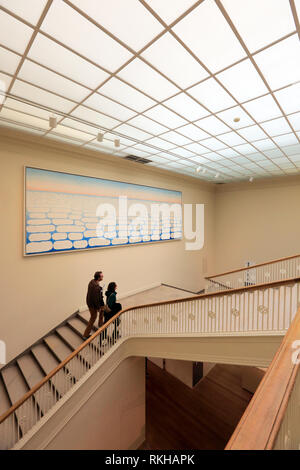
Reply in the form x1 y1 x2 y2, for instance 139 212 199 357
83 271 104 340
102 282 122 344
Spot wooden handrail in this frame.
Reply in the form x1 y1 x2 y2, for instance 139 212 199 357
206 253 300 280
226 307 300 450
1 276 300 427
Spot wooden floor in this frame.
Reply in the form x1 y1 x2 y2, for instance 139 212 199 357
140 361 253 450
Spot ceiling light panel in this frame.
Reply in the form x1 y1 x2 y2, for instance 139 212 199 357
260 117 292 136
69 0 163 51
18 60 90 102
0 10 33 54
217 59 268 102
49 123 94 141
28 34 109 89
233 143 257 154
0 71 13 93
176 123 210 141
218 148 240 157
138 1 196 28
288 112 300 131
194 115 231 136
41 0 132 72
284 144 300 155
114 123 153 141
59 117 98 136
273 133 299 147
98 77 155 112
126 115 168 135
173 0 246 72
218 131 246 146
10 80 75 113
252 138 276 151
141 32 208 89
161 131 191 146
237 125 267 141
84 93 136 121
103 132 136 147
164 93 209 121
184 142 210 154
220 0 296 52
274 83 300 115
254 35 300 90
70 106 121 129
243 95 282 122
144 105 187 128
117 58 179 102
170 147 195 158
3 97 51 119
189 78 235 113
0 0 48 25
0 107 49 129
200 137 227 151
0 46 20 74
145 136 175 150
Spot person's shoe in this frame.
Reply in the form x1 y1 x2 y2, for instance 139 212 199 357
82 334 91 340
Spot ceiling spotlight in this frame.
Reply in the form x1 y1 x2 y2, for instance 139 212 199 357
249 177 254 182
196 166 201 173
97 132 104 142
114 139 120 148
215 173 219 178
233 117 240 123
49 115 57 128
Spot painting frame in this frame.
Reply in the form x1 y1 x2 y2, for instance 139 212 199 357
23 166 183 257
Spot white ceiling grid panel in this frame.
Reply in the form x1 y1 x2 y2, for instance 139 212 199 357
0 0 299 182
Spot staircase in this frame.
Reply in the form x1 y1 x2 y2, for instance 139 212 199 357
0 310 100 438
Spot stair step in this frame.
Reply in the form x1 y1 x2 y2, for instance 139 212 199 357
68 316 93 336
43 334 83 381
31 344 74 398
1 365 35 436
56 325 95 367
0 375 19 449
17 354 55 416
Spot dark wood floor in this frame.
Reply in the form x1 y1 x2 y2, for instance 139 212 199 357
140 361 253 450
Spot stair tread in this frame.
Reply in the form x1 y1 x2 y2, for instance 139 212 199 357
68 317 91 336
57 325 83 350
43 334 83 380
1 364 29 405
31 344 74 398
17 354 55 416
31 344 60 375
0 376 19 450
17 354 44 390
0 375 11 416
1 364 36 436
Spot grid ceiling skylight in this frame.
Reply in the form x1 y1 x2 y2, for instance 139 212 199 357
0 0 300 183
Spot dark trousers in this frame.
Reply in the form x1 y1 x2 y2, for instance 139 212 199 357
101 303 122 344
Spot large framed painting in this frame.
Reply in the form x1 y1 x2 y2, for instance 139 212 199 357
24 167 182 256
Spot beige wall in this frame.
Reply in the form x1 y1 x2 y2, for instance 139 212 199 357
0 129 215 362
44 357 145 450
214 177 300 275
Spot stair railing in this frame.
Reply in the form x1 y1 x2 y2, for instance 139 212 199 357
1 277 300 450
205 253 300 292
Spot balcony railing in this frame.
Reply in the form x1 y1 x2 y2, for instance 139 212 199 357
205 253 300 292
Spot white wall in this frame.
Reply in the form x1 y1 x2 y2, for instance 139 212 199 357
214 177 300 274
44 357 145 450
0 128 216 362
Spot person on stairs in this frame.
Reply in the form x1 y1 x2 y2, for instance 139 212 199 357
103 282 122 344
83 271 104 340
